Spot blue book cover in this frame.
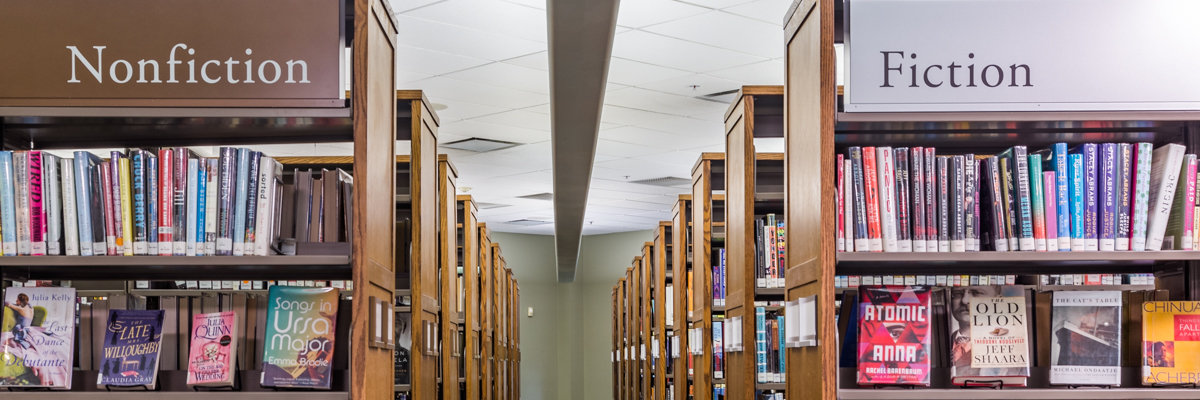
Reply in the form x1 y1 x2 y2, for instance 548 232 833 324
98 309 164 389
1072 144 1098 251
1051 143 1071 250
713 321 723 379
71 152 97 256
1012 146 1034 250
777 315 785 377
1098 143 1117 251
0 152 16 256
196 161 207 256
1068 153 1085 251
233 148 250 256
131 152 147 254
186 159 199 256
756 306 767 381
147 155 158 256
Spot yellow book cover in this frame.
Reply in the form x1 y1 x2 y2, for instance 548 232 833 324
118 158 133 256
1142 301 1200 384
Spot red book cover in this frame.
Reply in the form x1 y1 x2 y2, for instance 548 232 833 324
863 147 883 251
27 151 45 256
857 285 932 386
99 161 117 255
158 148 173 254
837 154 845 251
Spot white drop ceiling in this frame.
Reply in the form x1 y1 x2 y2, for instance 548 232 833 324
274 0 803 235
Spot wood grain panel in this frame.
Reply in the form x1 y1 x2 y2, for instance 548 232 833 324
690 160 713 400
725 89 756 400
460 197 482 400
407 92 441 400
480 229 495 400
618 276 627 400
671 197 690 400
506 269 517 400
439 158 460 400
350 1 397 399
491 245 504 400
783 0 837 399
640 243 653 399
653 223 669 400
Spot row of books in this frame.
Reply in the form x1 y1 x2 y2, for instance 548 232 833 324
847 285 1189 387
753 307 786 383
832 273 1156 288
11 280 354 290
0 148 352 257
836 143 1195 253
755 214 786 288
0 286 341 390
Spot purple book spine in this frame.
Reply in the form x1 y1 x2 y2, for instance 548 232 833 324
910 147 926 251
1098 143 1117 251
1081 143 1099 251
924 148 937 251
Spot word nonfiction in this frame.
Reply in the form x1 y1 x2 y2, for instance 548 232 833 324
66 44 311 85
880 52 1032 89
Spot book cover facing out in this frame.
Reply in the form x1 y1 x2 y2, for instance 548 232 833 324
98 309 164 389
1142 301 1200 384
394 313 411 385
261 286 339 389
1049 291 1121 386
856 285 931 386
0 287 75 389
187 311 238 387
949 285 1030 386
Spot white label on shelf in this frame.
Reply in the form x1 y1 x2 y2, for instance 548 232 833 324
846 0 1200 113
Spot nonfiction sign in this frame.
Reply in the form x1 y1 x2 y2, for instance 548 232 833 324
845 0 1200 113
0 0 344 108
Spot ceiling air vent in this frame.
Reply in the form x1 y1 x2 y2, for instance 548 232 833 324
505 219 552 226
475 202 511 210
517 192 554 201
441 137 521 152
694 88 740 104
630 176 691 188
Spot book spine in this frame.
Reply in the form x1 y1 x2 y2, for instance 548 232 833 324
1052 143 1072 250
894 148 912 252
217 147 236 255
1013 146 1034 251
877 147 899 252
71 152 92 256
206 159 218 255
924 148 938 251
1167 154 1196 250
1043 171 1059 252
44 155 62 255
1146 144 1186 251
173 148 188 256
1081 143 1099 251
233 148 250 256
61 158 78 256
1099 143 1117 251
245 151 262 252
1000 154 1017 250
776 218 785 287
132 152 147 255
964 154 977 251
937 156 950 252
88 160 106 255
158 149 174 255
974 159 982 251
756 307 766 382
836 153 844 252
1114 143 1133 251
100 161 116 255
1186 156 1197 250
843 159 855 253
0 152 16 256
109 152 125 256
196 158 207 256
1068 153 1086 251
862 147 883 252
950 155 965 252
910 147 926 252
28 151 45 256
147 155 158 256
186 158 199 256
1029 154 1046 251
119 157 134 256
14 153 30 255
986 157 1008 251
1131 143 1154 251
849 148 869 252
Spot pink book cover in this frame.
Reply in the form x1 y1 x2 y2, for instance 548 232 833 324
187 311 238 387
837 153 845 251
26 151 45 255
1044 171 1058 250
1184 157 1197 250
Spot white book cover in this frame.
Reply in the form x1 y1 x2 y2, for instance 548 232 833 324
186 159 199 256
876 147 899 252
1145 144 1185 252
254 157 277 256
60 158 79 256
844 159 856 252
205 159 218 255
1049 291 1121 386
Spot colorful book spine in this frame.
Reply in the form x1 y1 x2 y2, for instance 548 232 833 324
87 158 107 256
28 151 45 256
1116 143 1133 251
205 159 219 255
756 307 766 382
937 156 950 252
1166 154 1197 250
985 157 1008 251
849 148 869 252
964 155 977 251
147 155 158 255
1029 155 1047 251
1012 146 1034 251
1043 171 1059 252
217 148 236 255
13 153 31 255
100 161 116 255
894 148 912 252
1068 153 1085 251
1131 143 1154 251
1050 143 1072 250
910 147 926 252
245 151 262 252
107 153 124 255
0 152 16 256
1077 144 1099 251
186 158 199 256
999 155 1017 251
132 152 148 254
43 154 62 255
923 148 938 251
61 158 79 256
173 148 189 256
158 149 174 255
1146 144 1186 251
119 157 133 256
196 159 208 256
1098 143 1117 251
862 147 883 252
843 159 855 252
72 152 97 256
951 155 965 252
837 153 844 252
877 147 899 252
233 148 251 256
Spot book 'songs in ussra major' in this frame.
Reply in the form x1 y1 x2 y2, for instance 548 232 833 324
98 309 165 389
0 287 76 389
1143 301 1200 385
262 286 339 389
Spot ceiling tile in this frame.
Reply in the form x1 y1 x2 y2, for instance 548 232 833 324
424 98 509 121
405 77 547 108
599 125 696 149
600 104 680 126
616 0 709 28
606 57 693 86
442 62 550 94
520 103 551 115
396 45 492 76
451 161 539 179
721 0 792 24
604 87 728 117
630 150 707 167
457 152 552 173
404 0 547 43
595 139 672 158
438 120 551 143
500 0 545 10
638 74 746 98
706 60 784 85
677 0 757 9
395 15 545 61
594 157 692 177
590 178 686 196
642 11 784 59
637 115 725 137
397 71 433 86
392 0 445 13
468 109 551 131
502 51 548 71
612 30 767 73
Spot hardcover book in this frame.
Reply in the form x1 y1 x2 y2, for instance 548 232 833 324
1098 143 1118 251
949 285 1030 386
849 147 869 252
147 154 159 255
856 285 931 386
98 310 164 389
0 287 76 389
1116 143 1134 251
1029 154 1047 251
1043 171 1059 252
1009 147 1034 251
1068 153 1086 251
862 147 883 252
187 311 238 387
157 148 174 255
42 153 62 255
394 313 411 385
28 151 45 256
1166 154 1197 250
1076 144 1099 251
60 158 78 256
877 147 900 253
951 155 965 252
1131 143 1154 251
14 153 31 255
1047 143 1073 250
937 157 950 252
910 147 926 252
1142 301 1200 384
1146 144 1186 251
894 148 912 252
261 286 339 389
1049 291 1121 386
999 156 1019 251
0 152 16 256
923 148 938 252
964 154 977 251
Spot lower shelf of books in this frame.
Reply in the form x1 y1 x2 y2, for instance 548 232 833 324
0 255 351 280
1 393 348 400
838 367 1198 399
836 251 1196 275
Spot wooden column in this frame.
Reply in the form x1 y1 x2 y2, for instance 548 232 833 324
513 278 521 400
670 195 691 400
480 226 495 400
491 245 505 400
618 275 628 400
613 285 620 400
783 0 837 399
460 196 482 400
506 268 517 400
690 155 719 400
439 156 460 400
640 244 654 399
350 0 398 398
624 266 635 400
653 223 670 400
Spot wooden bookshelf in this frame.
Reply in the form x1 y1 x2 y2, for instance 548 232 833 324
691 152 724 400
459 196 483 400
479 225 495 400
613 284 622 400
653 222 671 400
512 271 521 400
490 243 505 400
623 267 635 400
640 243 653 399
0 255 350 281
671 195 692 400
439 156 461 400
837 251 1195 275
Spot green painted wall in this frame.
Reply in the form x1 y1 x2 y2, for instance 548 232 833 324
492 230 653 400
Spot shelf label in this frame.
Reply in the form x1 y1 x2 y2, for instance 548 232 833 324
0 0 345 108
845 0 1200 113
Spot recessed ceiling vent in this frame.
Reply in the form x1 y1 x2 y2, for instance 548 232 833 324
518 192 554 201
630 176 691 187
694 88 740 104
475 202 511 210
505 219 552 226
441 137 521 152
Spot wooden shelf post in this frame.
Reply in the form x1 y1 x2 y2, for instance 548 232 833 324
690 154 721 400
480 226 495 400
459 196 482 400
439 156 460 400
671 195 692 400
653 222 671 400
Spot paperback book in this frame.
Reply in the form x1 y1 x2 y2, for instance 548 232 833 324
1142 301 1200 385
0 287 76 389
186 311 239 387
856 285 931 386
261 286 339 389
98 309 165 389
948 285 1030 386
1049 291 1121 386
